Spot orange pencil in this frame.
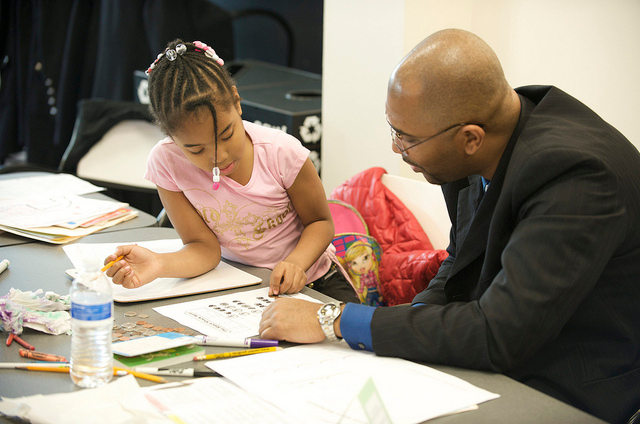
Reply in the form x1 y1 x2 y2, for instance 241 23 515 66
15 365 127 377
101 255 124 272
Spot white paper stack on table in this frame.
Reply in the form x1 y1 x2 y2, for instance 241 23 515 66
0 173 137 243
63 239 262 302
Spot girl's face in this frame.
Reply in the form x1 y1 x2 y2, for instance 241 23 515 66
349 252 373 275
172 96 253 184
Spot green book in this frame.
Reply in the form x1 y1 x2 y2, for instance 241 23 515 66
114 343 204 368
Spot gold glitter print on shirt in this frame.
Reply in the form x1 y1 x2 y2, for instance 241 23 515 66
197 199 292 249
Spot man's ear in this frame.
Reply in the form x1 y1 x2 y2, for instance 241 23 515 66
461 124 485 156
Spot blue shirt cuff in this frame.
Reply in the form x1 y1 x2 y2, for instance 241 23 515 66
340 303 375 351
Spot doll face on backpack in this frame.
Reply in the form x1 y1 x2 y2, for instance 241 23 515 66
344 242 377 276
348 249 374 275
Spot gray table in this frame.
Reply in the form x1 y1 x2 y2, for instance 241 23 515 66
0 228 604 423
0 172 158 247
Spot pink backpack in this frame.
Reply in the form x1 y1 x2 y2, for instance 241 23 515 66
328 200 384 306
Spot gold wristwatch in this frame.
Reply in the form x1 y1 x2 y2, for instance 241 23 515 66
317 302 343 342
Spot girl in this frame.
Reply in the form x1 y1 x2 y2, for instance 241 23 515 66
103 39 357 303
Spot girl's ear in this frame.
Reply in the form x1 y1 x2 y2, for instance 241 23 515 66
231 86 242 116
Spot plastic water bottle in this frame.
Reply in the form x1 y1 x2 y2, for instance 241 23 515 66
69 268 114 388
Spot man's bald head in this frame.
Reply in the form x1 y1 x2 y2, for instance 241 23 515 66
389 29 511 127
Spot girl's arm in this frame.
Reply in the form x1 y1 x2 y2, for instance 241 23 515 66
105 187 221 288
270 158 334 295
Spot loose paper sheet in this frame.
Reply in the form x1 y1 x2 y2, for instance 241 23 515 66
208 343 500 424
142 377 299 423
154 287 320 338
0 375 167 424
0 375 299 424
63 239 262 302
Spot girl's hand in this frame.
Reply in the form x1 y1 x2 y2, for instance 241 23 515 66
269 261 307 296
103 245 161 289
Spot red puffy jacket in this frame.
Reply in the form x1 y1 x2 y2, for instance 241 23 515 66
330 167 448 305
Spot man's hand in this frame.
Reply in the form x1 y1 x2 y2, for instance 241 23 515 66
259 298 326 343
269 261 308 296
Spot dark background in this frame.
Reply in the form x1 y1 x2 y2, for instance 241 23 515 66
0 0 323 170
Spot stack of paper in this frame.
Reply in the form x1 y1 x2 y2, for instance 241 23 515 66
0 174 138 243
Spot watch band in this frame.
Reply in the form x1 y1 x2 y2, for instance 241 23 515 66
317 302 343 342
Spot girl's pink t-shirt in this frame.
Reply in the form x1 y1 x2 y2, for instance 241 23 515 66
145 120 332 282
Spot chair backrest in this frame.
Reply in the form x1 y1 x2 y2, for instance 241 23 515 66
59 99 164 216
75 120 161 191
380 173 451 250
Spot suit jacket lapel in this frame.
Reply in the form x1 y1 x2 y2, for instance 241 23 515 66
445 94 536 297
449 176 495 278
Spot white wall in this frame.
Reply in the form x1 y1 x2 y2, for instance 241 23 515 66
322 0 640 193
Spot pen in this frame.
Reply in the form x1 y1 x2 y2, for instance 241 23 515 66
101 255 124 272
0 259 9 275
12 334 35 351
19 349 68 362
194 335 279 348
193 346 281 361
113 366 168 384
134 367 221 378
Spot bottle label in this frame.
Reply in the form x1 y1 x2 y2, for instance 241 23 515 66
71 302 112 321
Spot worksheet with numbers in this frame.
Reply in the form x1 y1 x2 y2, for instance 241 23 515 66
154 287 320 338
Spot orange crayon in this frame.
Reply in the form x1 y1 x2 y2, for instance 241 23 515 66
19 349 68 362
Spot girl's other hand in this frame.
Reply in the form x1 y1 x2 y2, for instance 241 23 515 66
269 261 307 296
103 245 161 289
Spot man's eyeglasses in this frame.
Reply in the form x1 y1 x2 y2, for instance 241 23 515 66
389 121 484 153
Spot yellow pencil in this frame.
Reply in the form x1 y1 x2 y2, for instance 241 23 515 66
101 255 124 272
113 366 168 384
15 365 127 376
193 346 281 361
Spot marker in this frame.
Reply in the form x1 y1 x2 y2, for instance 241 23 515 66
0 259 9 275
19 349 68 362
101 255 124 272
193 335 279 348
193 346 281 361
133 367 221 378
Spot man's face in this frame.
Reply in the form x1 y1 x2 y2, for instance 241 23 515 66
385 87 468 185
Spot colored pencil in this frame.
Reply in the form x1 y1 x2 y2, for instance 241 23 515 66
193 346 281 361
101 255 124 272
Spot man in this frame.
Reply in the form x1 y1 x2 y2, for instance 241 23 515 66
259 29 640 423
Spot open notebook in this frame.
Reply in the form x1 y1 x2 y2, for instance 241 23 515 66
63 239 262 302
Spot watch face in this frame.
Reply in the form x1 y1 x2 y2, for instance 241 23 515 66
319 303 340 323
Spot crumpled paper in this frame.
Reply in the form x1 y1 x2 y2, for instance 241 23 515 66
0 288 71 335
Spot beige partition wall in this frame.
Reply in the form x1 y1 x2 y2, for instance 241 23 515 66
321 0 640 193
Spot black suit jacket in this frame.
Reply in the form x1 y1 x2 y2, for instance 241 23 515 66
371 86 640 423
